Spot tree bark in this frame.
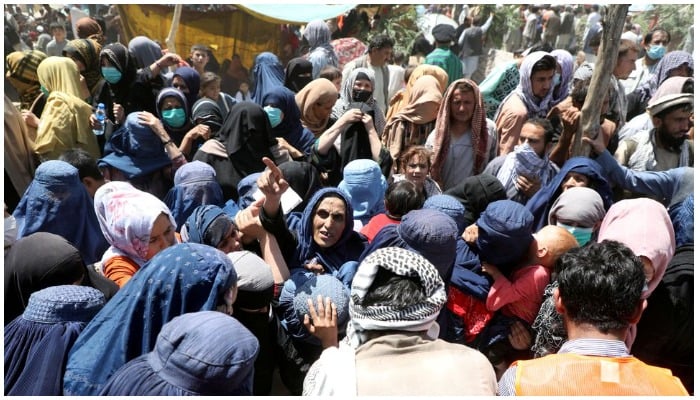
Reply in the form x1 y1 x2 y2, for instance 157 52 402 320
572 4 629 157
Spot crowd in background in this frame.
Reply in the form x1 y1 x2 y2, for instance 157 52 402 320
3 3 694 396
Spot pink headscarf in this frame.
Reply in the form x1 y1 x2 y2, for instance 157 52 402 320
94 181 176 268
597 198 675 299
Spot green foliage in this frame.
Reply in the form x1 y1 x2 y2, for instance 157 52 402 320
628 4 694 50
372 5 420 57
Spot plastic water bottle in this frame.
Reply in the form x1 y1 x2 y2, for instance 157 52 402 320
93 103 106 136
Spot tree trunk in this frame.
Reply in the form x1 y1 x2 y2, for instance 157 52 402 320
572 4 629 157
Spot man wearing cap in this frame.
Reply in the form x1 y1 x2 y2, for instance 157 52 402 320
614 92 693 172
425 24 463 85
498 240 689 396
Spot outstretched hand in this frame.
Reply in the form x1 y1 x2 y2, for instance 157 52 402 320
257 157 289 217
303 295 339 349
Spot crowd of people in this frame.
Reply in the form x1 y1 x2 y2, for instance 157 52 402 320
3 3 694 396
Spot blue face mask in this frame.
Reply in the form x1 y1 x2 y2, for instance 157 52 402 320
162 107 187 128
647 45 666 60
101 66 122 84
556 222 593 247
264 105 283 128
40 85 50 97
553 72 561 88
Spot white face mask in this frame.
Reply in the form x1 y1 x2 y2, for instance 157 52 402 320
5 215 18 252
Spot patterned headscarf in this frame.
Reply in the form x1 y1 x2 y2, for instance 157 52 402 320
635 50 694 105
163 161 224 229
295 77 339 136
347 247 446 348
13 160 108 265
5 50 47 109
495 51 555 119
93 181 176 268
63 38 103 95
430 78 489 185
550 49 574 104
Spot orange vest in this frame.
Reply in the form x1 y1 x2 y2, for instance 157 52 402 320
514 353 689 396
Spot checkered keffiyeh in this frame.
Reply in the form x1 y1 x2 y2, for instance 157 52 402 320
346 247 446 348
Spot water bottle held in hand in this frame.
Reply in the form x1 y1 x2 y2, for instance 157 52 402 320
93 103 106 136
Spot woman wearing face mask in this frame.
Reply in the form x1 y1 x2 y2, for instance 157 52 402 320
262 86 315 159
331 68 386 134
311 69 391 186
152 87 211 160
96 42 179 130
526 156 614 231
547 186 606 247
6 50 48 117
193 102 280 202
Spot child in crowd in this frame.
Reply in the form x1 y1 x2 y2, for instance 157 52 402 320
235 81 253 102
360 180 425 242
200 71 237 114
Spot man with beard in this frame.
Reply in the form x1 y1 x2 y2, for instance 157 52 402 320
615 92 693 172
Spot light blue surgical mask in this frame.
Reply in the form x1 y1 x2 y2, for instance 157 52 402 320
162 107 187 128
40 85 50 97
647 45 666 60
553 72 561 87
264 105 282 128
101 66 122 84
556 222 593 246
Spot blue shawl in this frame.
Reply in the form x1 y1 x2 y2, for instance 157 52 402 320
164 160 224 230
293 188 367 273
12 160 108 264
526 157 613 231
261 85 315 155
63 243 237 396
251 52 285 106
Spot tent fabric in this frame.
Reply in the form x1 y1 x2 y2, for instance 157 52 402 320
236 4 356 25
116 5 355 70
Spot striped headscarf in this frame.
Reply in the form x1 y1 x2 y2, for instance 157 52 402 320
6 50 47 110
63 38 103 95
635 50 694 106
430 78 489 186
346 247 446 348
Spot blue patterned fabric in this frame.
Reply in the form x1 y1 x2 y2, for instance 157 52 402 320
13 160 108 264
63 243 237 396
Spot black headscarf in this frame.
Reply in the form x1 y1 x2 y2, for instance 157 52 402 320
277 161 323 214
284 57 313 93
214 102 276 192
444 174 507 226
4 232 117 325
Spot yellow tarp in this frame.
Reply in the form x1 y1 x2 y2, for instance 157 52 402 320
116 4 282 70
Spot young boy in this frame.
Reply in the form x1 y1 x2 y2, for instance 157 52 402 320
45 22 67 56
189 44 210 75
200 72 236 114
